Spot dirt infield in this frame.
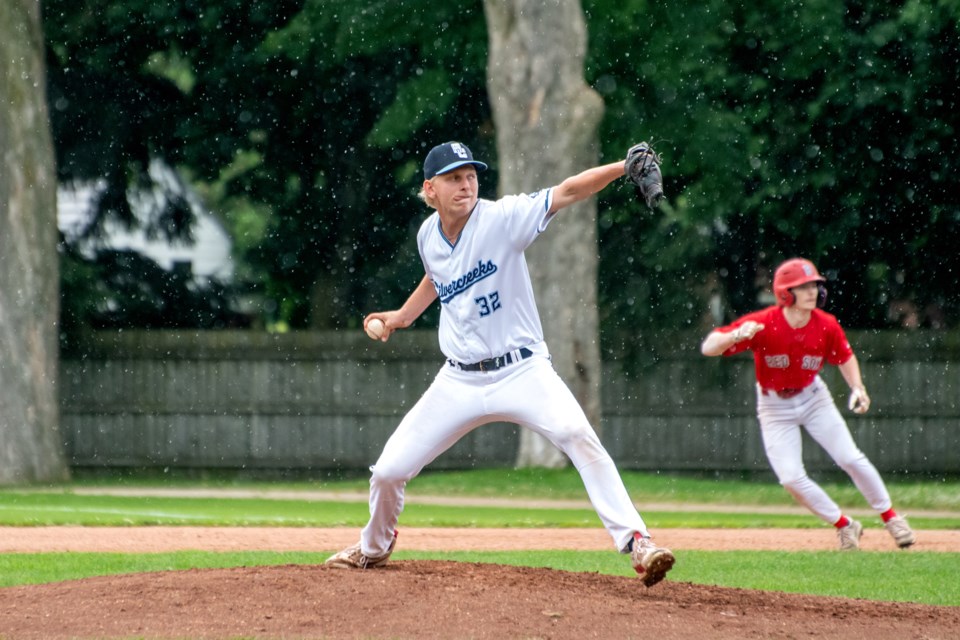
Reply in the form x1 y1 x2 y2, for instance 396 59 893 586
1 526 960 639
3 525 960 553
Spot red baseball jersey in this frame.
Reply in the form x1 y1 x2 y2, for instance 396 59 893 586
719 306 854 391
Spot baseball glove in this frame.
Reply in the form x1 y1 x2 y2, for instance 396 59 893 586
624 142 664 208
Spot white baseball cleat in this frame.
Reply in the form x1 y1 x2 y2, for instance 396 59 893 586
325 531 397 569
837 519 863 551
884 516 916 549
630 534 675 587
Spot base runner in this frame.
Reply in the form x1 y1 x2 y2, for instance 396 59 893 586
325 141 675 586
700 257 916 550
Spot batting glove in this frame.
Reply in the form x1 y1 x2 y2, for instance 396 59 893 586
848 386 871 414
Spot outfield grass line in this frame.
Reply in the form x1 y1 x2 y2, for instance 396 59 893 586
18 487 960 519
0 504 308 523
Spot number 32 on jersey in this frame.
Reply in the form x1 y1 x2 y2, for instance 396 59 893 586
474 291 501 317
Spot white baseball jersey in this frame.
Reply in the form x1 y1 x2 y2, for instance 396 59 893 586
360 185 652 558
416 189 556 364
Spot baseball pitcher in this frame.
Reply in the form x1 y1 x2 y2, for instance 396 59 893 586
326 140 675 586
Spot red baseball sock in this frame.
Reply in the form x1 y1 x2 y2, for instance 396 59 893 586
881 509 898 523
834 515 850 528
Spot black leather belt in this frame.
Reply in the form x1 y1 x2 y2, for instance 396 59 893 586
449 347 533 372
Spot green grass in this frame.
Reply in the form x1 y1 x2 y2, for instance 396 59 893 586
0 551 313 587
403 468 960 512
2 491 958 529
64 466 960 512
2 469 959 607
5 468 960 529
0 492 822 528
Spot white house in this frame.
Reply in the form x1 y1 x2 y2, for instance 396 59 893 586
57 160 234 283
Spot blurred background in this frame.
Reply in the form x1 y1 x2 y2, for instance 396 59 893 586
2 0 958 482
45 0 960 351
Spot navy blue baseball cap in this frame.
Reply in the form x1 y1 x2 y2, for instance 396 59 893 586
423 142 488 180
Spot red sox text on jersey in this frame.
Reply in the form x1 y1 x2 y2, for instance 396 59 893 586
720 306 853 391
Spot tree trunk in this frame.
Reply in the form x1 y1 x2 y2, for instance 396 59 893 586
483 0 605 468
0 0 70 483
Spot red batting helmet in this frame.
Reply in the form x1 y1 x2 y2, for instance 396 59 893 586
773 258 826 307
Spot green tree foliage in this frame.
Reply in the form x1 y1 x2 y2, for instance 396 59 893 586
45 0 493 333
588 0 960 355
45 0 306 331
237 0 493 329
45 0 960 358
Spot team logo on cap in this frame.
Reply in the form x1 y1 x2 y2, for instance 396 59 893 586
450 143 469 159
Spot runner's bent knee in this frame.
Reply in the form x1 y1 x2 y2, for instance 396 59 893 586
369 459 418 489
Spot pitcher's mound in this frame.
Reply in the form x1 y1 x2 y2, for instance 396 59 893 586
1 561 958 639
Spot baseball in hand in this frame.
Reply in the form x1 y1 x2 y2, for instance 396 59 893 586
365 318 386 341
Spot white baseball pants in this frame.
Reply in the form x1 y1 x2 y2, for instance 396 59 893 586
360 354 648 556
757 375 892 524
